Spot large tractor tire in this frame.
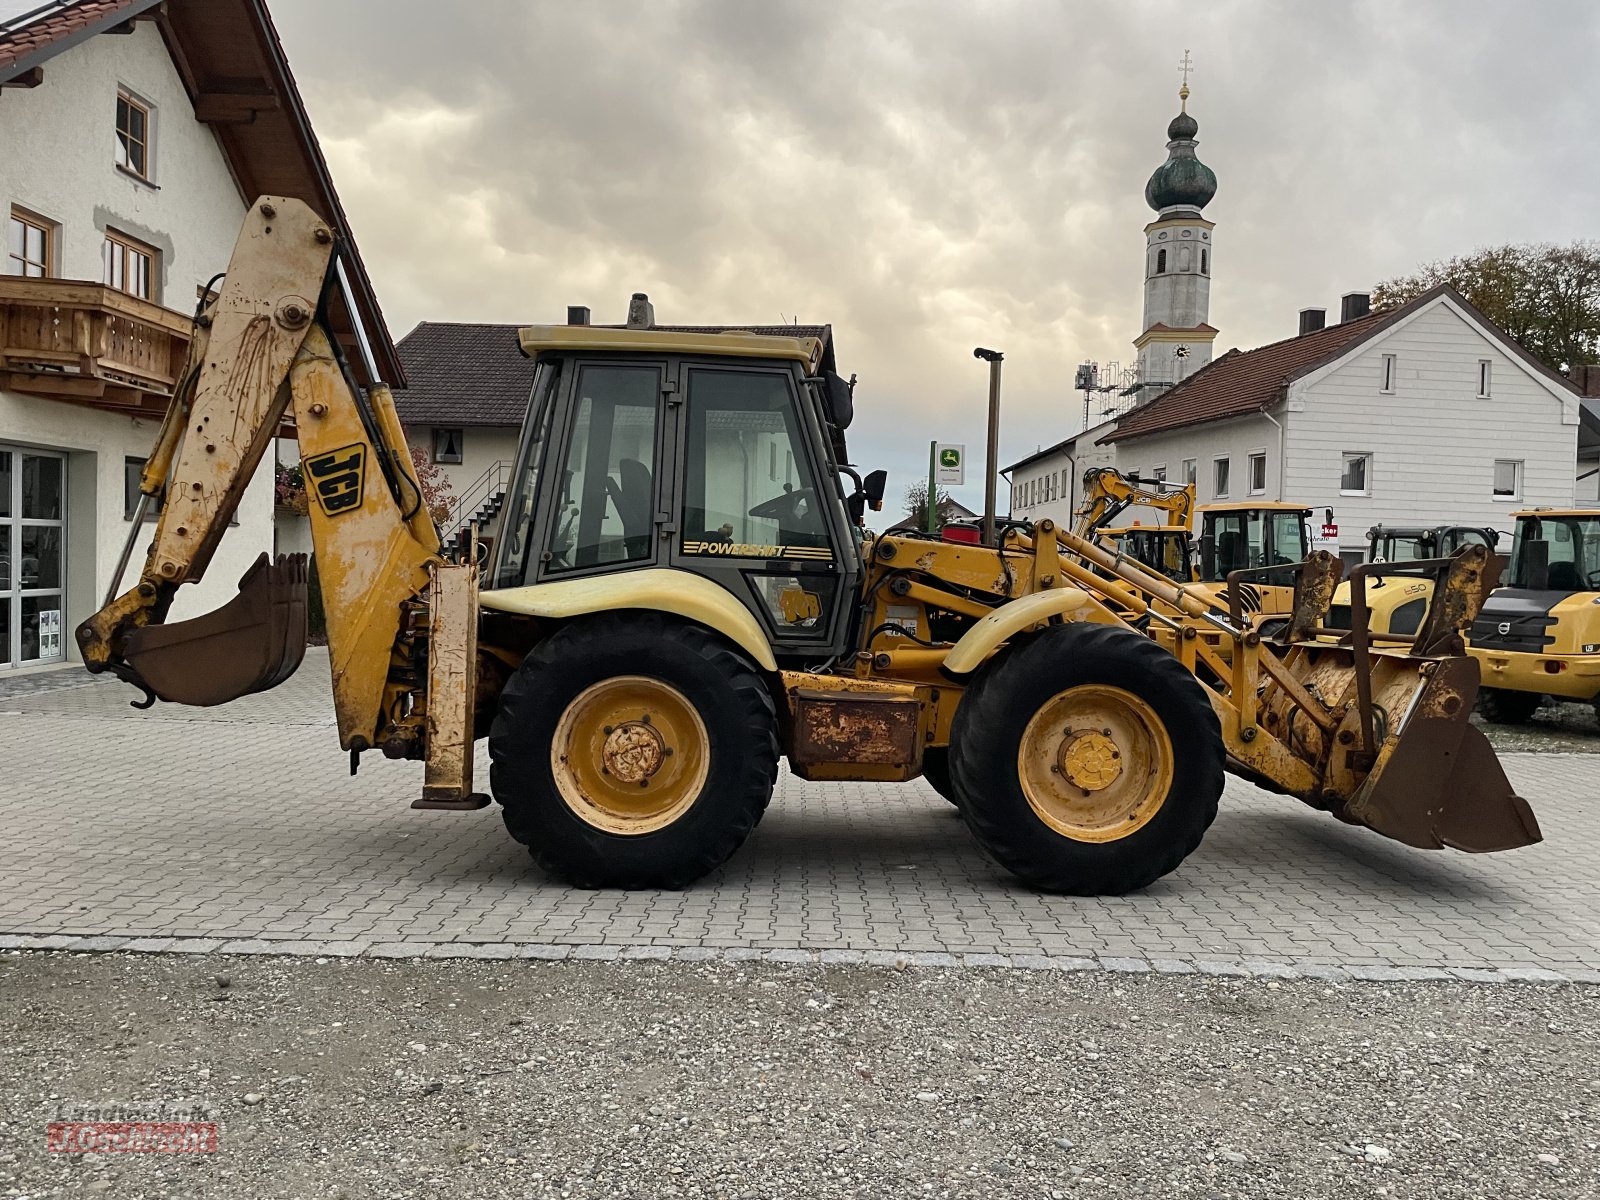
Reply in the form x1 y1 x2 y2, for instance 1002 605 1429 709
489 613 778 889
1477 687 1541 725
919 748 961 807
949 622 1223 895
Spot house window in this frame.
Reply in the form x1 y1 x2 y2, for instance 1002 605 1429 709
102 230 156 300
1493 459 1522 501
1200 248 1209 275
1153 464 1167 483
1213 456 1230 499
7 209 54 277
1478 359 1492 398
1182 458 1197 484
1248 452 1267 495
1340 452 1371 496
1156 248 1167 274
1381 353 1397 394
116 90 151 180
433 427 464 465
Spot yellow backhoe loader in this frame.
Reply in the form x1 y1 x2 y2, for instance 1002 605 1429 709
79 198 1540 895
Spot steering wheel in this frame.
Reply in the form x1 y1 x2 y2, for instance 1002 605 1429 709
749 487 821 531
1585 568 1600 589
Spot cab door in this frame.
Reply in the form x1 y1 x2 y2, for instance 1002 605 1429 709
670 361 854 659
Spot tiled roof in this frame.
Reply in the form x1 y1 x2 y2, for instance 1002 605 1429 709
392 323 537 428
1102 308 1398 443
0 0 153 75
392 322 836 428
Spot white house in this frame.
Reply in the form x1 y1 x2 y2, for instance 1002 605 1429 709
1103 286 1584 562
0 0 400 673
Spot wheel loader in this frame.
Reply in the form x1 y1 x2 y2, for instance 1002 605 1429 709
77 198 1541 895
1324 523 1501 640
1468 507 1600 726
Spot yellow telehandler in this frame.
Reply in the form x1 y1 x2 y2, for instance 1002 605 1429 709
78 198 1540 894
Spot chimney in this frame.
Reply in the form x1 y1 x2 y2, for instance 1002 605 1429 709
566 305 591 326
1568 364 1600 398
1298 308 1326 336
1340 292 1371 323
626 292 655 329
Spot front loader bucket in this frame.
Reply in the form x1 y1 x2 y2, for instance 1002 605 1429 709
1342 656 1542 853
123 553 308 707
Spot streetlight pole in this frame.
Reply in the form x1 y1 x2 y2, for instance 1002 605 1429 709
974 347 1004 548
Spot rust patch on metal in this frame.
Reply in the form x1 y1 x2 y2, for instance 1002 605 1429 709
1287 551 1343 642
789 689 920 766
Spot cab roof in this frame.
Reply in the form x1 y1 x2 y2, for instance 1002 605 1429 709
518 324 823 367
1511 507 1600 519
1197 501 1312 514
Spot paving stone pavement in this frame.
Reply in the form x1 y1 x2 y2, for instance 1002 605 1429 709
1 651 1597 982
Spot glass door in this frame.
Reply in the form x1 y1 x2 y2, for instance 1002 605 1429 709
0 447 67 668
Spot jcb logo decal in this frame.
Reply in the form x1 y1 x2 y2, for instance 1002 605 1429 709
305 445 366 516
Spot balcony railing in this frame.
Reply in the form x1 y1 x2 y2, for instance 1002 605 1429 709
0 277 193 414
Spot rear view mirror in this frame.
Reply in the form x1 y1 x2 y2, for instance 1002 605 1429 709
824 371 854 431
863 468 887 511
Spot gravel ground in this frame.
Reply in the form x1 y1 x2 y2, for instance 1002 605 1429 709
0 954 1594 1200
1475 701 1600 754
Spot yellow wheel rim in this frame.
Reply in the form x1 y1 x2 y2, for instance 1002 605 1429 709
1016 684 1174 843
551 676 710 836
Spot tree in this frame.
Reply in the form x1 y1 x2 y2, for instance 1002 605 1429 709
1372 240 1600 374
903 480 953 529
409 446 457 525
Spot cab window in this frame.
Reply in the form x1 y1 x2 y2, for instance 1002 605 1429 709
680 368 826 553
545 364 661 573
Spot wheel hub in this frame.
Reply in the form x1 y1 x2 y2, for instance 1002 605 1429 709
604 720 666 784
1058 729 1122 791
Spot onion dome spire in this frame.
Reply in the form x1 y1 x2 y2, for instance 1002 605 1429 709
1144 56 1216 213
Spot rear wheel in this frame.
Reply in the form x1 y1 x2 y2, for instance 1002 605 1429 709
919 748 960 807
489 613 778 888
1478 687 1541 725
950 622 1222 894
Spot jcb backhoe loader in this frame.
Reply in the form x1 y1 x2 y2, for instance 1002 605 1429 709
79 198 1540 894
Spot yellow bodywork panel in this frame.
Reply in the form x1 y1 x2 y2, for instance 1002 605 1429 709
291 326 440 749
482 568 779 672
941 587 1097 676
518 325 820 368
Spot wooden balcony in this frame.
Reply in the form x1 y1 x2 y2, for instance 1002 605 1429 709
0 277 193 416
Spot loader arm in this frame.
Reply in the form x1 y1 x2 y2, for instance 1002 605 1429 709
1073 466 1195 540
76 198 480 803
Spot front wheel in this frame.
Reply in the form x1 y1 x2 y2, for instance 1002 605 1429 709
489 613 778 888
1478 687 1541 725
950 622 1223 894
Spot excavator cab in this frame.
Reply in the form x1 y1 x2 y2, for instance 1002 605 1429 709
489 330 866 661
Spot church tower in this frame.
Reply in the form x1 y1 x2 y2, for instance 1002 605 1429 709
1134 65 1218 396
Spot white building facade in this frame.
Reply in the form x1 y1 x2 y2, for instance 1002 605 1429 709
0 0 399 672
1106 288 1583 561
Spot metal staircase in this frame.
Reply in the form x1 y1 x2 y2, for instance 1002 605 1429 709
440 460 510 559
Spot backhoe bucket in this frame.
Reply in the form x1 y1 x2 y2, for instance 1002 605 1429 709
123 553 308 707
1341 656 1541 853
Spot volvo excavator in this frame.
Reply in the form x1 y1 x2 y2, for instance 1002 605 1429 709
78 198 1541 894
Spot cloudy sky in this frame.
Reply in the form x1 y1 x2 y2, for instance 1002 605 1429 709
272 0 1597 514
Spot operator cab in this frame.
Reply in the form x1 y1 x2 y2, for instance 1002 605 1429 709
1102 525 1193 583
1196 503 1311 586
491 323 876 663
1367 523 1497 566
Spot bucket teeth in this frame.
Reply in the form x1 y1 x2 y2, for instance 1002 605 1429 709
122 552 309 707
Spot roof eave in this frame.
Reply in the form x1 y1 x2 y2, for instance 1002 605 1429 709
0 0 163 83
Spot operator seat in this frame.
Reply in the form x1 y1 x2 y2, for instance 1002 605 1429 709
1545 560 1584 592
1216 530 1245 575
606 458 654 560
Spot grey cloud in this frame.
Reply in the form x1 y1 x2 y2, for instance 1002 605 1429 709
271 0 1598 508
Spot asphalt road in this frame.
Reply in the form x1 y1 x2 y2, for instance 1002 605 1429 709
1 952 1595 1200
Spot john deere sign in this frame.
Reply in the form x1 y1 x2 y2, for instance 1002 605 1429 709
935 443 965 486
